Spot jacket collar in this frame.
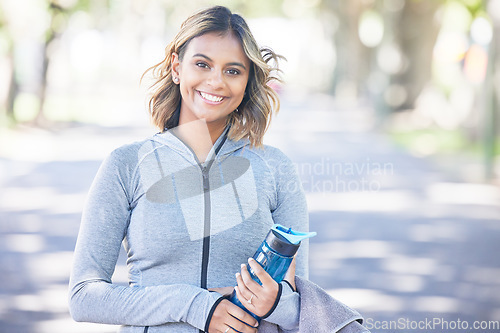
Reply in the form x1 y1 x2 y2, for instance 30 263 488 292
151 126 249 163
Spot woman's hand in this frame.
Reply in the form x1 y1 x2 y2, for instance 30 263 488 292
234 258 279 317
207 299 258 333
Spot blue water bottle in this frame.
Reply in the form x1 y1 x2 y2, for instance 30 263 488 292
228 224 316 321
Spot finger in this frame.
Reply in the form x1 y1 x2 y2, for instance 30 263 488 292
234 285 255 312
235 272 255 303
220 319 256 333
209 300 256 333
247 258 275 287
226 309 258 332
224 320 258 333
219 326 232 333
220 326 236 333
240 262 264 294
225 301 259 330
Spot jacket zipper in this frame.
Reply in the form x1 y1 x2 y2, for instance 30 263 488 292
199 134 227 290
200 165 211 289
198 138 227 333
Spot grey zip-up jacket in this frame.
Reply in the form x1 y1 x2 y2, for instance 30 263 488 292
69 127 309 332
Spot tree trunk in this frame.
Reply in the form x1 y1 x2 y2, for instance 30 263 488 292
34 1 63 126
322 0 370 99
396 0 443 110
34 33 54 126
5 51 17 122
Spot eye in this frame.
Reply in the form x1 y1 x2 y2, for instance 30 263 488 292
196 62 209 69
226 68 241 75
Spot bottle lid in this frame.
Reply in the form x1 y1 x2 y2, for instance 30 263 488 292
265 224 317 257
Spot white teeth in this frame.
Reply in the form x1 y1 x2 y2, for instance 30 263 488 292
200 91 223 102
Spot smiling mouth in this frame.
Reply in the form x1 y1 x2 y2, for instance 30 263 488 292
198 91 225 103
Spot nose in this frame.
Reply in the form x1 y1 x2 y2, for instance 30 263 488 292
207 69 225 88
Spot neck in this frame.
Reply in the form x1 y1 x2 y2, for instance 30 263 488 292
174 116 226 163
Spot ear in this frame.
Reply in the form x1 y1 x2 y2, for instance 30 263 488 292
171 52 181 79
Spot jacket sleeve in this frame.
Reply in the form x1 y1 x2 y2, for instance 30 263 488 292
262 281 300 331
68 148 222 330
269 148 310 279
261 148 310 331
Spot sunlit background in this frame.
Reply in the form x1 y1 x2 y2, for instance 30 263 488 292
1 0 500 332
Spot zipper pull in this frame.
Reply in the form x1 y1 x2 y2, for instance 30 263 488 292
202 166 209 191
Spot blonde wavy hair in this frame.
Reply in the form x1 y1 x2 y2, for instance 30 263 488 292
143 6 283 147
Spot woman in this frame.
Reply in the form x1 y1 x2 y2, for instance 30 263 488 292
69 6 308 333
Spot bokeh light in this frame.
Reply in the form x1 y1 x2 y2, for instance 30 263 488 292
358 10 384 48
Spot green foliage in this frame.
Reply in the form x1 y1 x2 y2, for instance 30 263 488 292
238 0 284 17
72 0 93 12
0 4 4 29
389 128 499 156
450 0 485 16
202 0 285 17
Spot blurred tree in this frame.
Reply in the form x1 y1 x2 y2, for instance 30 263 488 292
35 0 109 125
319 0 445 114
236 0 284 17
155 0 285 31
320 0 368 101
36 1 66 125
0 0 110 126
0 2 17 123
485 0 499 179
389 0 444 111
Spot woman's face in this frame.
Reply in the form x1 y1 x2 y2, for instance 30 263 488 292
172 32 251 129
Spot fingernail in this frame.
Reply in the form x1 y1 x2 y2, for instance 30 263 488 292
235 272 240 278
248 258 254 263
241 263 246 269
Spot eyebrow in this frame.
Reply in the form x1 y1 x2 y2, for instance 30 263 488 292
193 53 247 70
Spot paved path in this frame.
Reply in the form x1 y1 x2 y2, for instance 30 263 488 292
1 94 499 332
270 94 500 332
